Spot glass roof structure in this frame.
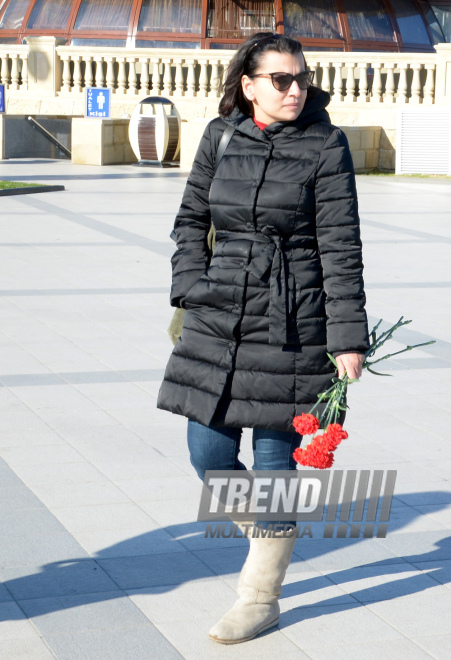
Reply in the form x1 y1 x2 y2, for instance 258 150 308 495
0 0 449 50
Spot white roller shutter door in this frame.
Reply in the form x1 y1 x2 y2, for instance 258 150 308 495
396 108 451 175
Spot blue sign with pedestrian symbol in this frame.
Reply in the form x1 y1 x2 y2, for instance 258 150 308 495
86 87 111 118
0 85 5 114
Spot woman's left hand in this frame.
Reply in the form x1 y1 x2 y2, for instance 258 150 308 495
335 353 365 380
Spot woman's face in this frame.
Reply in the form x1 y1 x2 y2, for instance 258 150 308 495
242 51 308 125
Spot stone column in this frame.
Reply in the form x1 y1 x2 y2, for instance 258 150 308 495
25 36 67 96
434 44 451 106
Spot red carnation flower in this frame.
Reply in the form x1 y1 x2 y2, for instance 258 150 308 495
293 447 303 462
293 422 348 469
293 413 320 436
319 424 347 452
294 443 334 469
326 423 348 443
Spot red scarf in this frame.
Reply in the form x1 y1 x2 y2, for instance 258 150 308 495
253 118 269 131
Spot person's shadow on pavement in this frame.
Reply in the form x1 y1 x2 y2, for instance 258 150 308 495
1 490 450 624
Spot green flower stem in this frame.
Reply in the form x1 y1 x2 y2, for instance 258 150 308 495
365 317 412 359
366 317 407 354
364 340 435 367
306 317 435 430
309 382 338 415
320 393 335 425
316 373 349 428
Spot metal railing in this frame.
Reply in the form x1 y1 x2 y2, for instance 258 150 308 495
28 116 71 158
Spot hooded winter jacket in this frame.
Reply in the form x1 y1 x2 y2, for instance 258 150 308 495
157 88 369 432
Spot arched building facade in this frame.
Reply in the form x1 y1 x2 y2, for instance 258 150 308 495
0 0 450 52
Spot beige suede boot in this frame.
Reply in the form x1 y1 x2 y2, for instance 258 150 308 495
209 529 297 644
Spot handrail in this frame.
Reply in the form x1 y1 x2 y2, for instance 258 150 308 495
27 116 71 158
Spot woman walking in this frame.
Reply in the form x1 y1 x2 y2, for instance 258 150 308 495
157 32 369 644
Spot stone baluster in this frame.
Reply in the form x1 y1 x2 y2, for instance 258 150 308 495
73 55 82 92
128 58 138 95
94 57 105 87
357 62 368 102
371 62 382 103
116 57 126 93
332 62 343 102
61 53 72 92
10 54 20 90
310 61 319 87
396 62 408 104
210 60 220 97
186 59 196 97
85 57 94 88
105 56 116 91
20 55 28 90
423 63 435 105
384 62 395 104
345 62 356 102
173 60 184 96
147 60 155 93
150 59 162 94
140 57 150 93
0 55 10 85
198 60 209 97
162 59 173 95
320 62 331 93
219 63 226 95
410 62 422 104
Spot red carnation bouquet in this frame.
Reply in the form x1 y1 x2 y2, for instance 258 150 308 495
293 317 434 469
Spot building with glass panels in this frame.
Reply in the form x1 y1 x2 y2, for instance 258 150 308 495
0 0 450 51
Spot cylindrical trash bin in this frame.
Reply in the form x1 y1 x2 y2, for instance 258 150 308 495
129 97 181 166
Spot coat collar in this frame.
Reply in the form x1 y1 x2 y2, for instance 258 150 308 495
222 87 331 141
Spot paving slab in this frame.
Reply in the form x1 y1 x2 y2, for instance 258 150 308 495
300 638 434 660
42 627 183 660
412 635 451 660
0 637 57 660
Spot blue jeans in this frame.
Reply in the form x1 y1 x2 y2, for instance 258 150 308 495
188 420 302 528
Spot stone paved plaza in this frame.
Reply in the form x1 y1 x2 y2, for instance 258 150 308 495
0 158 450 659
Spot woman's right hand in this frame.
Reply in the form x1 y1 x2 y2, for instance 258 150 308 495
335 353 364 380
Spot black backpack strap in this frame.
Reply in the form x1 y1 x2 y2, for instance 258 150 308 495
215 124 235 170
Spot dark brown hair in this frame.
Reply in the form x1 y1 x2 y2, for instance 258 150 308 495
219 32 305 118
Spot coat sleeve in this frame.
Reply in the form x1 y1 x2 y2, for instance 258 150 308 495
169 121 217 308
314 127 369 355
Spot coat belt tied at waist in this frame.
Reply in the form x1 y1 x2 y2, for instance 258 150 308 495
215 228 316 345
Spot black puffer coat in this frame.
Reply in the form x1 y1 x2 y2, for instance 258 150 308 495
157 89 369 432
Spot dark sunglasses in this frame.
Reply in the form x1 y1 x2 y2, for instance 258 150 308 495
250 71 314 91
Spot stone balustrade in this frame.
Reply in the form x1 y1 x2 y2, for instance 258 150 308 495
53 46 439 106
0 46 28 91
55 47 229 100
0 42 443 107
308 52 438 105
